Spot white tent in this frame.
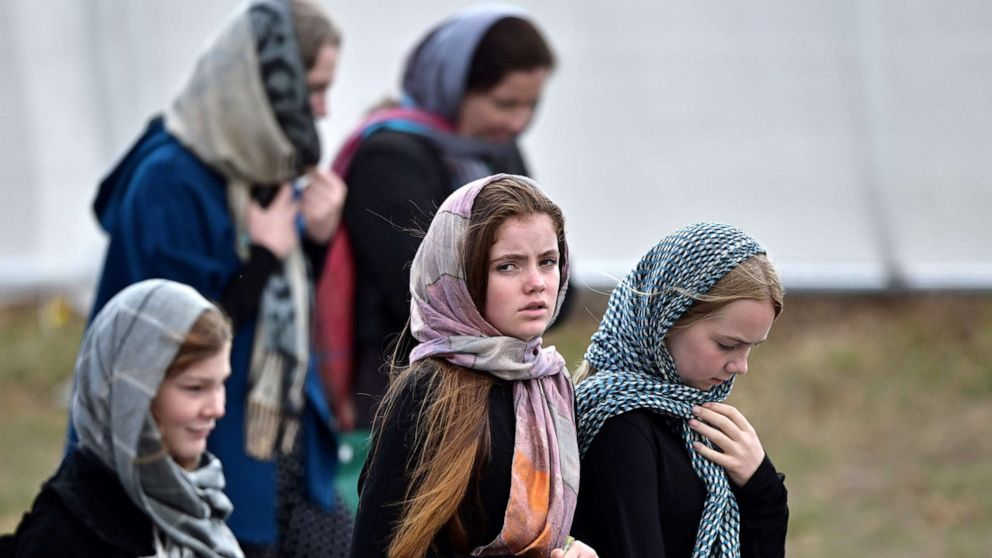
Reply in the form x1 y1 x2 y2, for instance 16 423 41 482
3 0 991 305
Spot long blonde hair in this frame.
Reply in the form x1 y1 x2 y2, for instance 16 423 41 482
371 177 566 558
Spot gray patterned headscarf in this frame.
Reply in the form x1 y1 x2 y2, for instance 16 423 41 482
72 279 243 558
575 223 767 558
408 174 579 555
165 0 320 460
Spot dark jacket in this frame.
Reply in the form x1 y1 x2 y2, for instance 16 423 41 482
349 370 516 558
342 129 527 428
572 409 789 558
83 117 339 545
0 449 155 558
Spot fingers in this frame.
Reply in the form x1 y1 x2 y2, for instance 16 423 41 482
689 403 765 487
299 169 346 243
554 539 598 558
693 403 754 436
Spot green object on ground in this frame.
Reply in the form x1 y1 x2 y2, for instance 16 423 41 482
334 429 371 513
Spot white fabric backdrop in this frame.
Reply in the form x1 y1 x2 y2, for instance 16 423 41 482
2 0 991 303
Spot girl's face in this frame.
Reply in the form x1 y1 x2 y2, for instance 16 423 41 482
456 67 550 143
151 342 231 469
664 299 775 391
484 213 561 341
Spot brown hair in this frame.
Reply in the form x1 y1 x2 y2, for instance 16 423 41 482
466 17 555 93
573 254 783 384
375 176 565 558
167 306 232 377
465 176 566 311
291 0 342 70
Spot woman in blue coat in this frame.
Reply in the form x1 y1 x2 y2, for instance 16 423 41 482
80 1 349 555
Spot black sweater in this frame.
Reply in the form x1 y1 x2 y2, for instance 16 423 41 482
1 450 155 558
349 371 516 558
571 409 789 558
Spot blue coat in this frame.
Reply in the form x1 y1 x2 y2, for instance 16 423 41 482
86 117 338 546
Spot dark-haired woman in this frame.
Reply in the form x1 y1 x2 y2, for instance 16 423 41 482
317 5 558 432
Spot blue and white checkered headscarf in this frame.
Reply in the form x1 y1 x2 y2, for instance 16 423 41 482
575 222 767 558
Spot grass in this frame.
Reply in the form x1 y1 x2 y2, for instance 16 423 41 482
3 291 992 555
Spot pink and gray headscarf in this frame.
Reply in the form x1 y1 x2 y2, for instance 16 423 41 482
408 173 579 556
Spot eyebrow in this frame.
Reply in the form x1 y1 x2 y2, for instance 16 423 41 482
489 248 559 262
719 335 767 346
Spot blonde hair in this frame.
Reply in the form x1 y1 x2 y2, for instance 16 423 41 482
573 254 783 384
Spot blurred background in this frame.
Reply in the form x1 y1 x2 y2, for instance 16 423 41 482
1 0 990 555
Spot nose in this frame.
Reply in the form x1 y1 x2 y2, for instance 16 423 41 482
523 265 546 293
204 385 226 419
310 92 328 119
726 350 750 376
507 107 532 135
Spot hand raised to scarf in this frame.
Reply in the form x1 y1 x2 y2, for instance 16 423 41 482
300 167 347 244
248 183 299 259
551 538 598 558
688 402 765 487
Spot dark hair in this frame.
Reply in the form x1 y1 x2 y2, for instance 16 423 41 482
167 306 232 376
465 17 555 93
291 0 342 70
464 176 566 311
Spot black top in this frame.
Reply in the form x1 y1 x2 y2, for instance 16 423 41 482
571 409 789 558
349 368 516 558
342 130 527 428
1 449 155 558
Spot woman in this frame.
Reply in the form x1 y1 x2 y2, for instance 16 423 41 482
317 4 557 432
2 279 241 557
572 223 790 558
82 1 350 555
350 174 595 558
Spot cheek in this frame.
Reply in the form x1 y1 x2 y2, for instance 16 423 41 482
484 276 510 318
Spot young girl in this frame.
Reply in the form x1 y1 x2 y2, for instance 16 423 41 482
349 174 595 558
3 279 241 557
571 223 789 558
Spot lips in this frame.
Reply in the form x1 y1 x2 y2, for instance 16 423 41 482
186 425 215 439
519 301 548 312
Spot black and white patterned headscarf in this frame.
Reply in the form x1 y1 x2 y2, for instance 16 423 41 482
575 222 767 558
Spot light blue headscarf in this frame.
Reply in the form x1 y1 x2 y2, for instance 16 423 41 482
575 222 768 558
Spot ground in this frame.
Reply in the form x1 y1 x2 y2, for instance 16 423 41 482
2 290 991 556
